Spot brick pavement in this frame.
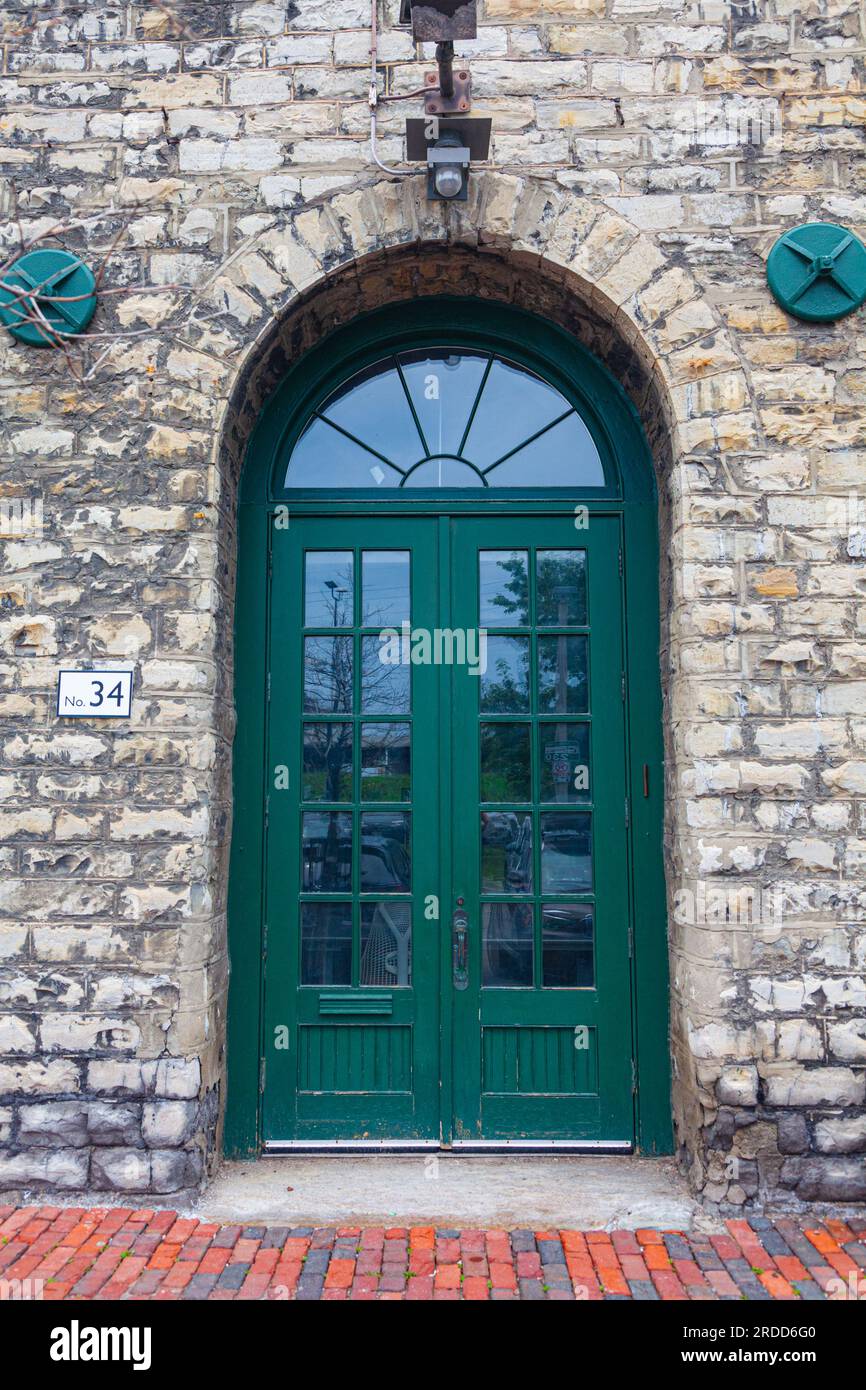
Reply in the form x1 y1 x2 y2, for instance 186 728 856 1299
1 1206 864 1302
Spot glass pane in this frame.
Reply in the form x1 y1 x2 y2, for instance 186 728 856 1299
304 551 353 627
537 635 589 714
536 550 587 626
360 902 412 986
361 635 410 713
302 811 352 892
481 811 533 894
285 416 403 489
321 361 424 468
362 551 410 627
479 550 529 626
482 902 534 987
399 350 488 457
302 722 352 801
361 722 410 801
542 906 594 988
304 636 353 713
485 412 605 487
300 902 352 985
465 358 569 469
360 811 411 892
481 636 529 713
541 812 592 893
539 723 590 803
480 722 531 802
403 457 483 488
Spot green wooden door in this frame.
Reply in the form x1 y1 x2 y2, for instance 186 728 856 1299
263 510 634 1146
264 516 442 1141
227 300 671 1159
449 515 633 1143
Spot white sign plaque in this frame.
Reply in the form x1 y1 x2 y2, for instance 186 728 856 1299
57 669 133 719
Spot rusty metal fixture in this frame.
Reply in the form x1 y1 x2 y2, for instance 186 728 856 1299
424 56 471 114
401 0 477 43
437 40 454 99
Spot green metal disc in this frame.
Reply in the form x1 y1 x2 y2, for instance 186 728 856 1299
766 222 866 323
0 247 97 346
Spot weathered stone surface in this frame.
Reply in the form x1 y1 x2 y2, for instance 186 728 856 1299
813 1116 866 1154
782 1157 866 1203
0 0 864 1212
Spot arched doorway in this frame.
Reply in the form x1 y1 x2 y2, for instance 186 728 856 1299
226 297 670 1153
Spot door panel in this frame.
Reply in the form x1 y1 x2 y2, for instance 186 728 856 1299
263 512 634 1145
450 516 633 1142
264 517 441 1141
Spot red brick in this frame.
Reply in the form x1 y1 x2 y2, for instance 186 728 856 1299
651 1270 688 1300
462 1276 489 1300
407 1275 434 1299
325 1259 355 1289
229 1238 260 1264
198 1247 231 1275
598 1266 630 1296
488 1261 517 1290
775 1254 808 1282
644 1244 672 1271
804 1228 838 1256
147 1242 182 1270
705 1269 741 1298
673 1258 707 1288
759 1271 796 1300
824 1220 854 1244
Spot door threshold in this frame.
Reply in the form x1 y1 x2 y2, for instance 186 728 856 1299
263 1138 633 1154
264 1139 439 1153
451 1140 633 1153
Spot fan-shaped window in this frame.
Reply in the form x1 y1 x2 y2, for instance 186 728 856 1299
283 351 606 490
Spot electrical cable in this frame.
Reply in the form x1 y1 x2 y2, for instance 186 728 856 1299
369 0 426 178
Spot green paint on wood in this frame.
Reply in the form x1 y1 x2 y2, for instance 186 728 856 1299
225 298 672 1156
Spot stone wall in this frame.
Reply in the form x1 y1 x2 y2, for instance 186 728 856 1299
0 0 865 1204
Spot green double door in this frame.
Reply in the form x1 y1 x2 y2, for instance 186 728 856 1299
263 512 634 1146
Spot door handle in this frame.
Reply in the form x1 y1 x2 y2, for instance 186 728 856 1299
452 905 469 990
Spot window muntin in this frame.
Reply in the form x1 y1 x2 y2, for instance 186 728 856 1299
283 350 606 490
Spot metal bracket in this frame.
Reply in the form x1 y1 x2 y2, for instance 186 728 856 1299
402 1 478 42
424 67 471 115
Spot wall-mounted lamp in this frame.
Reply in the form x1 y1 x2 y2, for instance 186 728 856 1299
427 131 469 201
406 117 491 201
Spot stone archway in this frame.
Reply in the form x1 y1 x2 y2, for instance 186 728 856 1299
207 171 763 1197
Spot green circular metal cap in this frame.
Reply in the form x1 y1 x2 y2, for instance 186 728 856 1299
0 247 97 346
767 222 866 323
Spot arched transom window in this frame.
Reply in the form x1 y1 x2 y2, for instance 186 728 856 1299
283 350 606 489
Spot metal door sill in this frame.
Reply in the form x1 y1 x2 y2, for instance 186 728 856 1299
450 1139 633 1152
264 1139 440 1153
263 1138 633 1153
